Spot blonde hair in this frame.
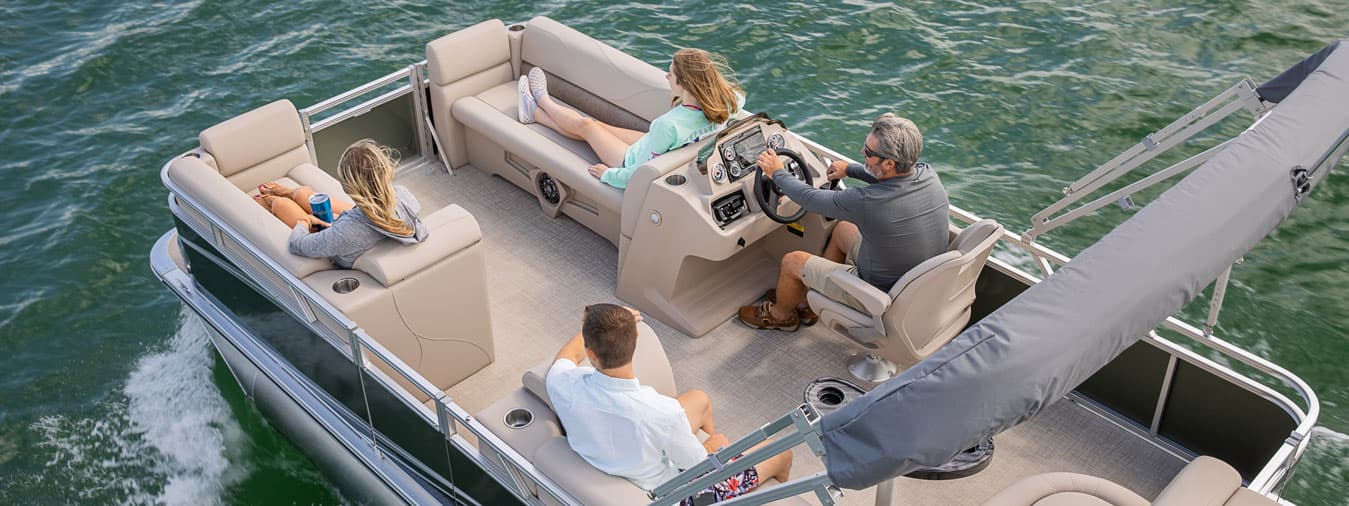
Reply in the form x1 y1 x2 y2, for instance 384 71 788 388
671 48 742 124
337 139 413 236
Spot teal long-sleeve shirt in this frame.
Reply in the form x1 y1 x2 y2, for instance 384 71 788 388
601 94 747 189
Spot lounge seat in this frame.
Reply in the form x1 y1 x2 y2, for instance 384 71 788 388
168 99 495 402
426 16 680 245
984 456 1280 506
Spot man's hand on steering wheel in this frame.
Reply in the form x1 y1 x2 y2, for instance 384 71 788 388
757 149 785 175
827 160 849 181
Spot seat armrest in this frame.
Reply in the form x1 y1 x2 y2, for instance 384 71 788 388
620 141 704 238
353 204 481 286
828 270 891 317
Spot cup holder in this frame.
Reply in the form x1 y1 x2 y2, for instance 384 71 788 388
804 377 865 416
503 408 534 429
816 386 845 406
332 277 360 294
664 174 687 186
508 23 525 32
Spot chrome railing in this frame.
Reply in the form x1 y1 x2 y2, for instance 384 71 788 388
162 154 574 505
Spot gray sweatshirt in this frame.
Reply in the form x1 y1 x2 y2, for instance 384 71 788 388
288 186 429 268
773 162 950 290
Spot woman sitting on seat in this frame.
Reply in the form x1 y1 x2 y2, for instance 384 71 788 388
253 139 428 268
517 48 744 189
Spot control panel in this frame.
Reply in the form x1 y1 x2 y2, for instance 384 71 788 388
711 191 748 228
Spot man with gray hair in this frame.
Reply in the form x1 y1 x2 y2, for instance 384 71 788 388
739 113 950 331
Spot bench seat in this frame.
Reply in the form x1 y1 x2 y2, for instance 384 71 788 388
454 84 624 214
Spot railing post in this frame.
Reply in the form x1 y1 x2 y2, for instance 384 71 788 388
299 110 318 165
1205 264 1235 336
347 329 380 452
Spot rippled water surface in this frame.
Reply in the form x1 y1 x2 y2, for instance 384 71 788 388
1 1 1346 504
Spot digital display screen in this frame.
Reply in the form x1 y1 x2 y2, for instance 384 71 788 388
732 132 767 164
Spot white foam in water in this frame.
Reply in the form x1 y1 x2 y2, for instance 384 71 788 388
33 311 246 505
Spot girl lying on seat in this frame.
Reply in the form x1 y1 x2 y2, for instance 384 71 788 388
517 48 745 189
253 139 427 268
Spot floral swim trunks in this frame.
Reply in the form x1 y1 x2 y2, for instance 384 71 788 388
679 466 760 506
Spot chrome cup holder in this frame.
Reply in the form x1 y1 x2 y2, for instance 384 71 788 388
665 174 687 186
332 277 360 294
503 408 534 429
508 23 525 32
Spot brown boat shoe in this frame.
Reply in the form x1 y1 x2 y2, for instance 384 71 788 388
738 300 800 331
764 289 819 326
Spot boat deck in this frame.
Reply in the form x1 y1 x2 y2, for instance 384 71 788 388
397 163 1187 505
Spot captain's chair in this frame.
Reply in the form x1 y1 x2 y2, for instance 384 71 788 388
807 219 1004 382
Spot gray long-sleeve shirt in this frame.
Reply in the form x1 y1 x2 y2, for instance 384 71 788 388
773 162 950 290
288 186 429 268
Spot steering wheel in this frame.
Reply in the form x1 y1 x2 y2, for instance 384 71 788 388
754 148 814 224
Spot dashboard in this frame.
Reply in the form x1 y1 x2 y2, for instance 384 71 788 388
692 118 825 229
710 127 787 184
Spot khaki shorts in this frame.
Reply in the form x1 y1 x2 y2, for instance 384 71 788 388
802 239 867 312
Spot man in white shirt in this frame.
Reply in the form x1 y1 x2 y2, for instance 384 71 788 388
546 304 793 503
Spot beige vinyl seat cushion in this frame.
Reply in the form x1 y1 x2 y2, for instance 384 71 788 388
178 100 497 403
984 456 1280 506
983 472 1148 506
169 99 364 280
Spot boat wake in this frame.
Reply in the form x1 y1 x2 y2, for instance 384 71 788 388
32 311 246 505
1289 426 1349 503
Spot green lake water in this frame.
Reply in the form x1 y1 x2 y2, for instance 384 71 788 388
1 1 1346 504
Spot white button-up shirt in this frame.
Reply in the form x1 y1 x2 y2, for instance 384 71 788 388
546 358 707 490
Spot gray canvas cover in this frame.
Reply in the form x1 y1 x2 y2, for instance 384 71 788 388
1257 39 1344 103
819 42 1349 489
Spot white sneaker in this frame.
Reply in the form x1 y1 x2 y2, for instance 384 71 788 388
517 76 537 124
528 67 549 101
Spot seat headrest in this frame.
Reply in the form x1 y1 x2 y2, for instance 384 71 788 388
199 99 306 177
950 219 1003 254
426 19 509 86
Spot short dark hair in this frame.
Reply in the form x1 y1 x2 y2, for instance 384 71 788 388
582 304 638 369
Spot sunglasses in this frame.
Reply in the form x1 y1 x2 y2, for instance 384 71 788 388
862 144 887 161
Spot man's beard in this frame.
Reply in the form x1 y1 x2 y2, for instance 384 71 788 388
865 162 884 179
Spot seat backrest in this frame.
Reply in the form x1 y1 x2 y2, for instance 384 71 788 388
879 219 1003 368
198 99 312 191
1151 456 1267 506
522 321 676 412
426 19 512 168
521 16 668 125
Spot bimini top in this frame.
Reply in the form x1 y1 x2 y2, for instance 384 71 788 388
819 39 1349 489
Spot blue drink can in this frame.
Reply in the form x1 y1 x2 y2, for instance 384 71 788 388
309 193 333 224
